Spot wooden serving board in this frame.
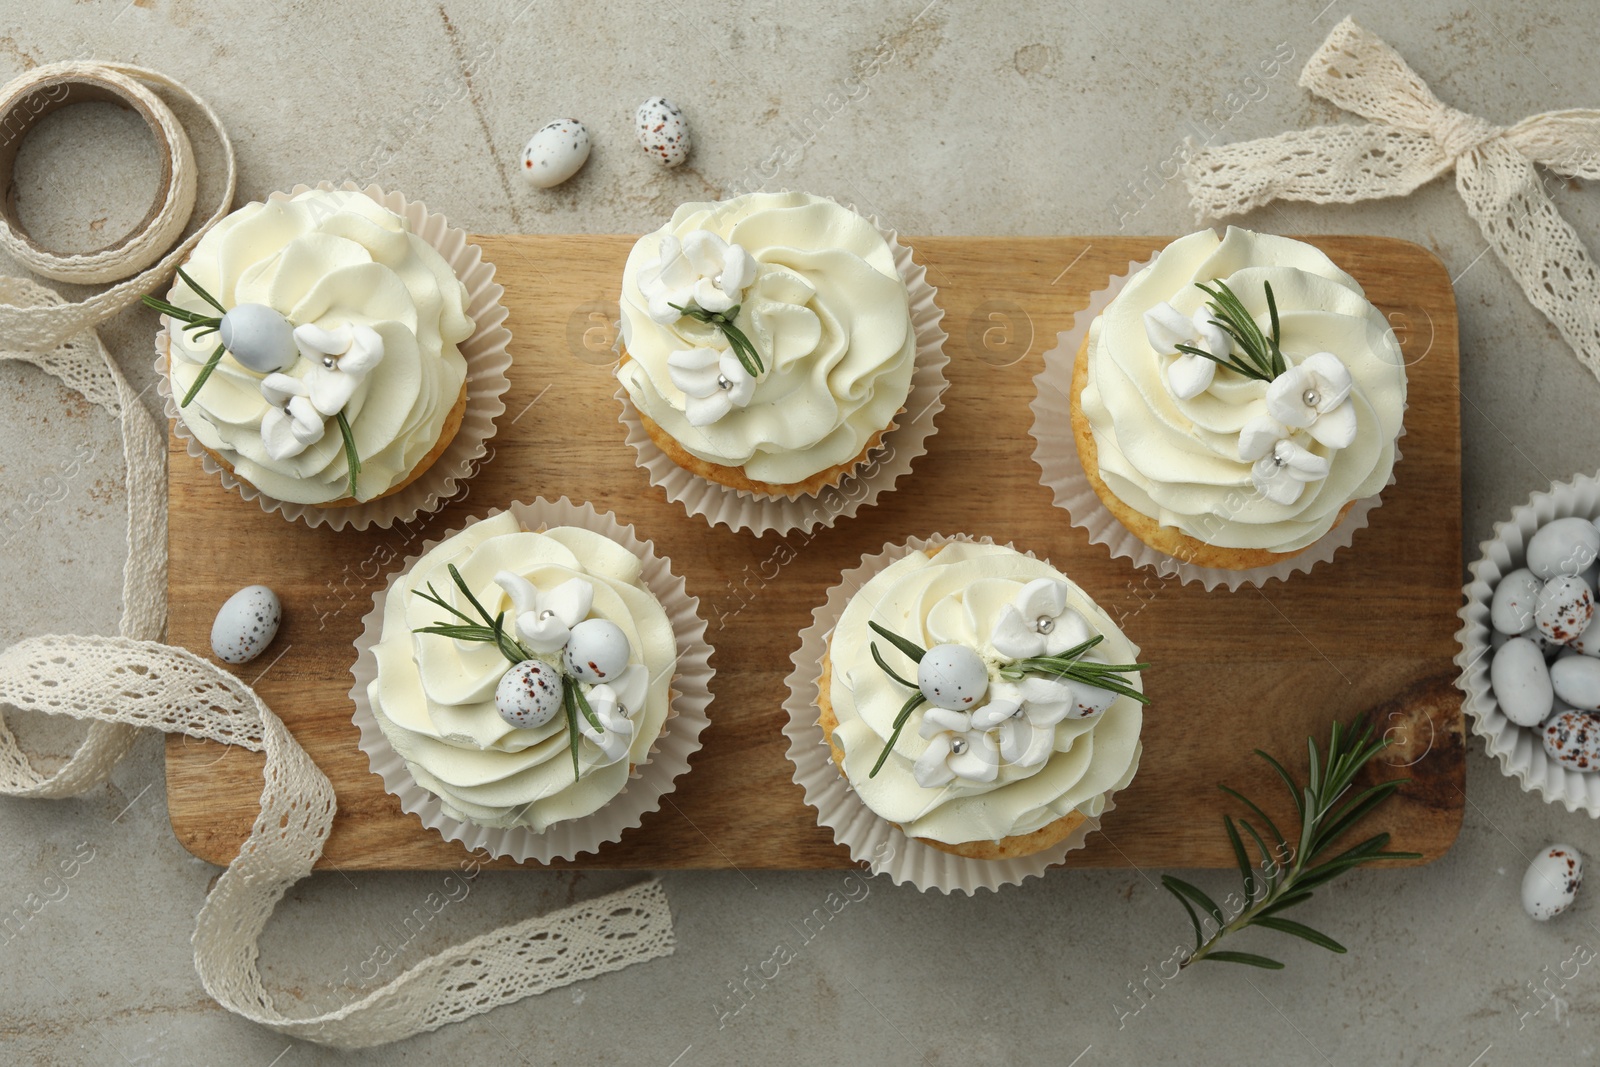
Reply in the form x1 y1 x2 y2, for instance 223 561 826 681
165 235 1465 871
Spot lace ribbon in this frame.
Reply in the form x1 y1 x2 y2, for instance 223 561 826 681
1184 17 1600 379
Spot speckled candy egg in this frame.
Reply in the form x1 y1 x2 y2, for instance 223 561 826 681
564 618 631 683
1535 574 1594 644
210 584 281 665
495 659 563 729
1543 710 1600 770
1527 518 1600 580
1522 844 1584 921
1491 636 1554 727
635 97 690 167
918 643 989 711
520 119 590 188
218 303 297 374
1071 678 1117 720
1490 568 1541 636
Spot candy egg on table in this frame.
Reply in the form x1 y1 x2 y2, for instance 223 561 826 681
218 304 297 373
635 96 690 167
1490 568 1540 635
1492 636 1554 727
1526 517 1600 580
564 618 631 683
1551 654 1600 710
210 584 281 665
918 643 989 710
1521 844 1584 921
1534 573 1594 644
1544 711 1600 770
495 659 563 729
520 119 590 188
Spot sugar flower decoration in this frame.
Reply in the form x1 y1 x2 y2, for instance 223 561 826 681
493 572 595 653
1143 301 1231 400
1264 352 1357 448
578 665 647 766
258 374 326 460
1239 425 1331 505
991 578 1092 660
639 230 758 324
912 707 1001 788
666 346 756 426
292 323 385 416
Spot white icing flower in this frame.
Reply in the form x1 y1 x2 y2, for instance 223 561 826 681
577 664 647 766
294 323 386 416
1143 300 1230 400
638 230 758 324
493 572 595 653
969 678 1061 768
1264 352 1356 449
990 578 1092 660
666 347 756 426
912 707 1000 787
258 374 326 460
1239 426 1331 505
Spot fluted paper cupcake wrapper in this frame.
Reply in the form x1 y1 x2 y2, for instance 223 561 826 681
156 181 512 531
349 497 715 862
1456 472 1600 816
781 533 1138 895
617 205 949 537
1027 254 1399 591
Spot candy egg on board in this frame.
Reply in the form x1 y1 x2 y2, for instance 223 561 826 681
1490 568 1541 636
218 304 297 374
210 584 280 665
1522 844 1584 920
1527 518 1600 580
636 96 690 167
564 618 630 683
1492 637 1554 726
520 119 590 188
1551 654 1600 711
918 643 989 710
1545 711 1600 770
1535 573 1594 644
495 659 563 729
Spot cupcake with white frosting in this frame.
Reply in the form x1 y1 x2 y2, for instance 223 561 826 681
157 188 486 513
817 540 1147 861
1070 226 1406 570
617 192 919 499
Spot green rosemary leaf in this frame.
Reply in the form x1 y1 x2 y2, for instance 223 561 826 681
562 681 581 783
412 623 498 642
868 621 926 664
1163 879 1205 950
1252 917 1346 954
570 678 604 732
140 295 212 325
1312 780 1407 858
1225 815 1256 898
868 690 927 779
180 342 227 407
1255 750 1305 823
177 266 226 314
413 581 476 625
870 642 918 691
1254 890 1314 918
1163 876 1224 927
447 564 497 628
336 410 361 500
1217 785 1287 855
1200 951 1285 970
1236 819 1280 891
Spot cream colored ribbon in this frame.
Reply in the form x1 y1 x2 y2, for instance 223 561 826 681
1185 17 1600 378
0 65 674 1049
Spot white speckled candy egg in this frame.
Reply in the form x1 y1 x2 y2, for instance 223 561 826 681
495 659 563 728
1492 637 1554 726
1527 518 1600 580
1522 844 1584 920
1535 574 1594 644
218 304 297 373
1571 613 1600 657
1071 678 1117 720
635 96 690 167
520 119 590 188
564 618 631 683
210 584 281 665
1544 711 1600 771
918 643 989 711
1552 654 1600 710
1490 568 1541 636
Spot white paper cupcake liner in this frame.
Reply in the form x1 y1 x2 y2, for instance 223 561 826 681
1456 472 1600 816
349 497 715 862
617 205 949 537
156 181 513 531
781 533 1138 894
1028 254 1400 590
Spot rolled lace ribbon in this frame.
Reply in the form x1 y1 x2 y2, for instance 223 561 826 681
1184 17 1600 380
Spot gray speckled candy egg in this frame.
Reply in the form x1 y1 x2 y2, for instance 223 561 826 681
918 643 989 711
635 97 690 168
1522 843 1584 920
1535 573 1594 644
1543 710 1600 770
564 618 631 684
1527 518 1600 580
1492 637 1554 726
1490 568 1540 636
218 304 297 374
520 119 590 188
495 659 563 729
210 585 281 665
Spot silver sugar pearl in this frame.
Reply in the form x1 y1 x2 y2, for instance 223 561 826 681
1035 615 1055 634
1302 388 1320 407
950 738 968 755
1010 706 1024 719
322 356 337 369
538 609 556 622
716 374 734 390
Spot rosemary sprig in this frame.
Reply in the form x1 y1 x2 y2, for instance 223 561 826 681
1162 716 1421 970
143 268 229 407
670 301 764 377
335 410 362 500
1173 279 1287 384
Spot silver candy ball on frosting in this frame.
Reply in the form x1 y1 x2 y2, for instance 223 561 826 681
217 303 297 374
564 618 631 683
635 97 690 168
917 643 988 711
210 584 280 665
495 659 563 729
520 119 590 188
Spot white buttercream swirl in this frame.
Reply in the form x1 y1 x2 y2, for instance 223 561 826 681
1081 226 1406 552
369 513 676 832
618 192 916 487
828 542 1144 845
166 189 474 504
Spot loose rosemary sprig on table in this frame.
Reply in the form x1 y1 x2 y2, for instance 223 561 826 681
864 622 1149 779
1162 716 1421 970
670 301 764 377
143 267 227 406
412 565 601 781
1174 279 1288 383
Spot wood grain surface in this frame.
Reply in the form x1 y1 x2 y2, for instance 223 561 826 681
165 234 1465 871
